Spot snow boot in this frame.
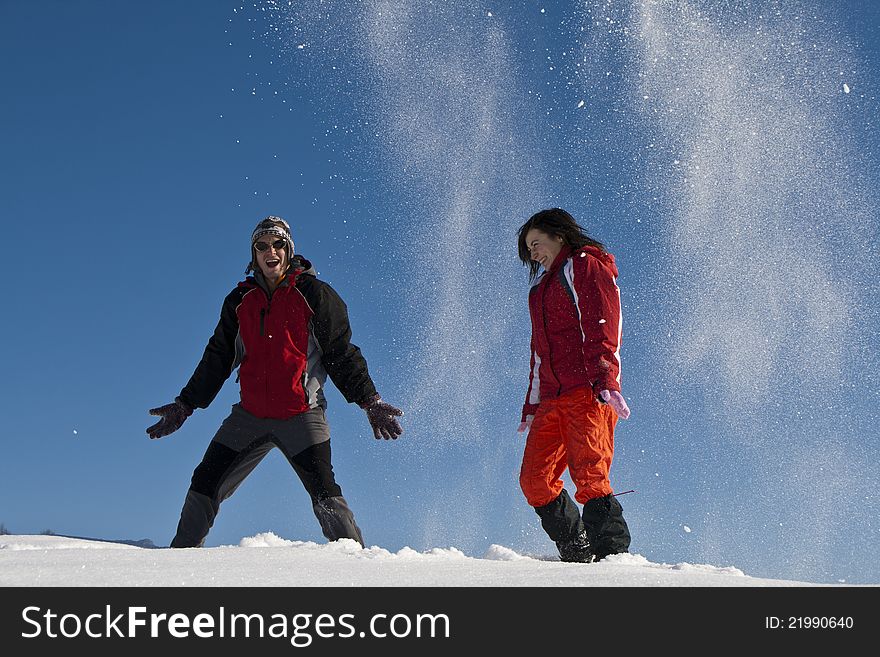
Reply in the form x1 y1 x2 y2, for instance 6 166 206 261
312 495 364 547
534 489 595 563
556 529 594 563
582 493 630 560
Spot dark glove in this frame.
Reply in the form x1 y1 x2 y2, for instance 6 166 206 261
360 395 404 440
147 398 193 439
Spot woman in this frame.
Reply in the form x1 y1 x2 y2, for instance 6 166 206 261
516 208 632 562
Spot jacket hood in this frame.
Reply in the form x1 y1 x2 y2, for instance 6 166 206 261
290 254 316 277
546 245 618 279
580 244 618 278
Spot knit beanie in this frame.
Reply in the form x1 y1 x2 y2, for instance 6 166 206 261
246 216 294 274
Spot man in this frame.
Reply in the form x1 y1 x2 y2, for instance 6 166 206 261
147 216 403 548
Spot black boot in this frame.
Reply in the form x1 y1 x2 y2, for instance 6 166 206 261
534 490 595 563
582 494 631 560
312 495 365 547
556 529 593 563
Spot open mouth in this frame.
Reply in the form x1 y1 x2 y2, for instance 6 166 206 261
266 259 281 268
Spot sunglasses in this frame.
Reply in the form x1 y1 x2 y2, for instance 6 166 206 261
253 239 287 252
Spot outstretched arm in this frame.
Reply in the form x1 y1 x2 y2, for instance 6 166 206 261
178 289 243 409
308 281 378 405
147 289 242 439
305 279 403 439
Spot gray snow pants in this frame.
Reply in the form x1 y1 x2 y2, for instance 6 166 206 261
170 404 363 548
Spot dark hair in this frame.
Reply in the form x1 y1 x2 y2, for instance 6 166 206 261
517 208 605 282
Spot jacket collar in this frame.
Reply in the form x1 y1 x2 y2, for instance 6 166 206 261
546 245 572 275
245 255 315 293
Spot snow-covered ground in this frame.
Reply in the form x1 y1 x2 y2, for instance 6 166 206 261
0 533 841 587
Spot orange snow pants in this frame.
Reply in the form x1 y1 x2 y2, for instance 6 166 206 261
520 387 618 507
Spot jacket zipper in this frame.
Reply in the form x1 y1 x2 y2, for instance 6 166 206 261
259 289 272 336
260 295 272 410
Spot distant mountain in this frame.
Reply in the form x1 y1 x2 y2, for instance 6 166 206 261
49 534 161 549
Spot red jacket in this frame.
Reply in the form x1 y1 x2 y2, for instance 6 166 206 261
235 275 315 418
522 245 623 422
179 257 378 420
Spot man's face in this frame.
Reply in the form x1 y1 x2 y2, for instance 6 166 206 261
254 236 289 281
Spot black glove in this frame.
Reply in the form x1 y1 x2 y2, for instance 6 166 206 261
147 398 193 439
360 395 404 440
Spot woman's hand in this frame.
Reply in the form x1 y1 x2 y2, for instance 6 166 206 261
599 390 631 420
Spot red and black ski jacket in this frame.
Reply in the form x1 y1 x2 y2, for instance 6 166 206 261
522 244 623 423
179 256 377 419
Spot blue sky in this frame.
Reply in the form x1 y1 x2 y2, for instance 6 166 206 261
1 1 878 584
